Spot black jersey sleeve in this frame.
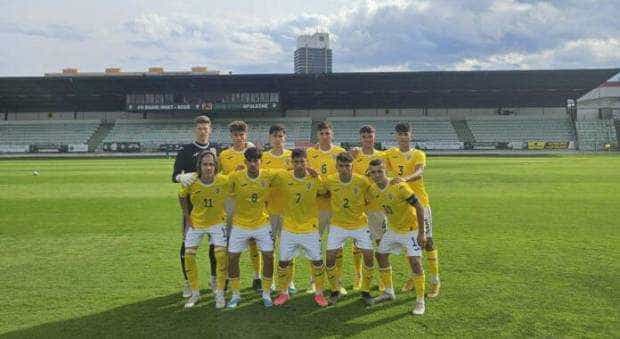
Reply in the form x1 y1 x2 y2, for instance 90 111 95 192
171 145 196 182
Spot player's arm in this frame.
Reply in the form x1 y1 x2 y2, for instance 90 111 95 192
171 148 186 182
178 189 193 234
403 164 425 183
305 166 319 178
172 147 197 187
406 193 427 247
316 177 329 197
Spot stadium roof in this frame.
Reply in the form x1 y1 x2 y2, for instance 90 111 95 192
577 71 620 103
1 68 618 112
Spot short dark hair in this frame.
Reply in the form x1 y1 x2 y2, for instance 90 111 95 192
269 124 286 135
316 121 332 131
395 122 411 133
195 115 211 125
291 148 306 159
369 158 384 167
336 151 353 164
244 147 261 161
229 120 248 133
359 125 375 134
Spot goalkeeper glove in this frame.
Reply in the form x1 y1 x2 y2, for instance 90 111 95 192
176 172 197 187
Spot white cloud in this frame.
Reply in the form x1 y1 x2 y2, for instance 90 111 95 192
0 0 618 75
452 38 620 70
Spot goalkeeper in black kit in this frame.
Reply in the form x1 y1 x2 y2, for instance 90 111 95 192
172 115 219 297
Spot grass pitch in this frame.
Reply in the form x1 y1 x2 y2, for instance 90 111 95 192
0 155 618 338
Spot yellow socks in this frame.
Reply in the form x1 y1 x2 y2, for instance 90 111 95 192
277 265 291 293
290 258 296 286
262 276 272 294
426 249 440 283
335 251 344 279
414 272 426 301
352 245 362 289
249 241 261 279
230 277 240 295
326 264 340 291
184 251 199 291
311 264 326 294
361 264 375 293
214 247 228 291
379 266 393 293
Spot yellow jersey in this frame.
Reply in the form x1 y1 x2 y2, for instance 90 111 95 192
178 174 229 228
307 145 346 210
228 170 274 229
322 173 371 229
352 148 385 212
384 147 430 206
352 148 385 176
272 170 322 234
368 181 419 233
219 147 246 175
261 149 293 215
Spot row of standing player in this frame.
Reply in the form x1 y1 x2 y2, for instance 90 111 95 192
172 117 441 313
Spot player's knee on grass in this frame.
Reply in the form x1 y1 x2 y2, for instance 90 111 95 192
185 247 198 256
279 260 291 268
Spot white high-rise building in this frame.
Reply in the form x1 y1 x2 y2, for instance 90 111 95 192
294 33 332 74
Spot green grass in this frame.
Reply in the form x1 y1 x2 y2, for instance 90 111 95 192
0 156 619 338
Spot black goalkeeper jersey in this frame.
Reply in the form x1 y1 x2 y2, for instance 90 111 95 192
171 141 217 183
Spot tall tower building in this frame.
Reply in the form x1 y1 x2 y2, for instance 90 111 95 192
294 33 332 74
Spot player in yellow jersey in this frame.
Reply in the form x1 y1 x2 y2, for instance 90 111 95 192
306 121 347 294
384 122 441 298
261 124 298 294
261 124 293 236
350 125 388 290
306 121 346 233
178 150 229 309
367 158 428 315
227 147 276 308
323 152 375 306
219 121 263 293
272 148 329 307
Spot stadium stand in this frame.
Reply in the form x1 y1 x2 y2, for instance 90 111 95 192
575 120 617 151
0 120 100 152
102 117 312 149
466 116 575 143
328 117 459 143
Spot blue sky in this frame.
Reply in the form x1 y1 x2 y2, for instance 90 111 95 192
0 0 618 76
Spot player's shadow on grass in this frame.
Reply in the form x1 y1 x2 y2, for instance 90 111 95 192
3 287 413 338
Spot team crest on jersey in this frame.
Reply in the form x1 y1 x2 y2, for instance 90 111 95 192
306 183 312 190
215 188 220 194
353 187 359 195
